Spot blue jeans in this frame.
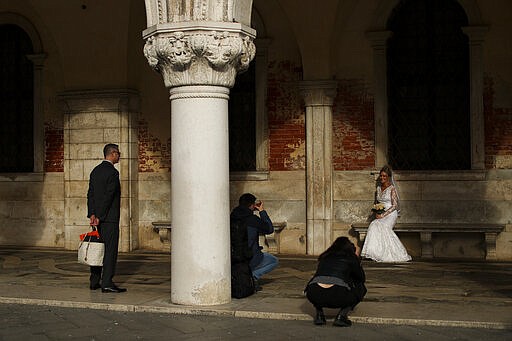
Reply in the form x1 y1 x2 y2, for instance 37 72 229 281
252 253 278 280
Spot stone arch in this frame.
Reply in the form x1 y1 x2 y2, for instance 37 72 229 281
0 12 42 52
251 7 266 38
371 0 483 30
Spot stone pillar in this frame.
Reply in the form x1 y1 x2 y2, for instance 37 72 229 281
169 85 231 304
26 53 46 173
300 81 337 255
143 2 256 305
366 31 393 167
60 90 139 252
462 26 488 170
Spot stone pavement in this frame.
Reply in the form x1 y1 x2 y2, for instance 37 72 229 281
0 247 511 330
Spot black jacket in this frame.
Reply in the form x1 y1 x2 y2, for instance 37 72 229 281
87 161 121 223
230 205 274 269
313 254 366 287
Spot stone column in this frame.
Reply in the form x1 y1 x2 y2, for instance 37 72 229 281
366 31 392 167
300 81 337 256
462 26 488 170
60 90 139 252
26 53 46 173
143 20 255 304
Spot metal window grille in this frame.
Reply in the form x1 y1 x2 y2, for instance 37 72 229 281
0 24 34 172
229 62 256 171
386 0 470 170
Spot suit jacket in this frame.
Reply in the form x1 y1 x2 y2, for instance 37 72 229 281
87 160 121 223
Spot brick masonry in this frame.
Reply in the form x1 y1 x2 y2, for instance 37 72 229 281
267 60 305 171
332 79 375 170
44 122 63 172
484 76 512 169
115 77 511 173
138 118 171 172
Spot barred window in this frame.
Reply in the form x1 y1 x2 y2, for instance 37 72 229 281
0 24 34 172
387 0 470 170
229 62 256 172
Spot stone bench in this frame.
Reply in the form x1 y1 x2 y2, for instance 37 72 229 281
351 222 505 260
152 221 287 252
262 221 287 253
151 221 172 243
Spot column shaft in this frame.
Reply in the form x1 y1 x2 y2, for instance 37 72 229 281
300 81 337 255
170 86 231 305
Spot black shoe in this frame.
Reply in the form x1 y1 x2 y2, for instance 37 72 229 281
253 278 262 292
89 283 101 290
333 314 352 327
314 308 326 325
101 286 127 293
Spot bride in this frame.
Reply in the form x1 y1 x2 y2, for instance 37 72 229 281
361 165 411 262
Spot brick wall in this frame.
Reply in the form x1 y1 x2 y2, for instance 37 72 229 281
484 76 512 169
44 122 63 172
332 79 375 170
138 118 171 172
267 60 305 170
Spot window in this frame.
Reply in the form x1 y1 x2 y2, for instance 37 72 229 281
229 61 256 171
0 24 34 172
386 0 470 170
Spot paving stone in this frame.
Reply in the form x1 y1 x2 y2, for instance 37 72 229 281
0 247 511 330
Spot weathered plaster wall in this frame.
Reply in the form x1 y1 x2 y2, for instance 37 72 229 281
332 79 375 170
0 0 511 259
484 77 512 169
44 122 64 172
267 61 305 171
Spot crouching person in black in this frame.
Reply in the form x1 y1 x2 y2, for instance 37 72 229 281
305 237 366 327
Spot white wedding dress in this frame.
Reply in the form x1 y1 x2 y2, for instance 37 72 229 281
361 185 411 262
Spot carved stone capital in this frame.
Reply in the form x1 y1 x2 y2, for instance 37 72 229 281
144 29 255 88
299 80 338 107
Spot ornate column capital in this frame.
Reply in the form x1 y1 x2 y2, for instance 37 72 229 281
299 80 338 107
143 24 256 88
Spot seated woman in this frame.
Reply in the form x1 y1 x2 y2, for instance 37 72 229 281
361 165 411 262
304 237 366 327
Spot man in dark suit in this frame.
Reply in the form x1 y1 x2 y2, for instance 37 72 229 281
87 143 126 293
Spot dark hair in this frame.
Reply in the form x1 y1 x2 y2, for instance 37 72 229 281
380 165 392 177
103 143 119 158
318 237 356 261
238 193 256 207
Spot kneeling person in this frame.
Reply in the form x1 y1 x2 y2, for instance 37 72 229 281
230 193 278 289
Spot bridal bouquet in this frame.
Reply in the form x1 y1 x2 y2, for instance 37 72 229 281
371 202 385 215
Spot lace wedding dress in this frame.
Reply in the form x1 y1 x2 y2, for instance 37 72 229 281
361 185 411 262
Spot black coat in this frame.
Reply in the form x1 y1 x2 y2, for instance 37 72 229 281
230 205 274 269
87 161 121 223
311 253 367 300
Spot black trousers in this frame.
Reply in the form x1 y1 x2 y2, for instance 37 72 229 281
90 222 119 288
306 283 360 310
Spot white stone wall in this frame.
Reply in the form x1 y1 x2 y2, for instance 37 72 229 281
60 89 139 251
332 170 512 259
0 173 64 247
138 170 307 254
229 171 307 255
138 172 171 251
137 168 512 259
